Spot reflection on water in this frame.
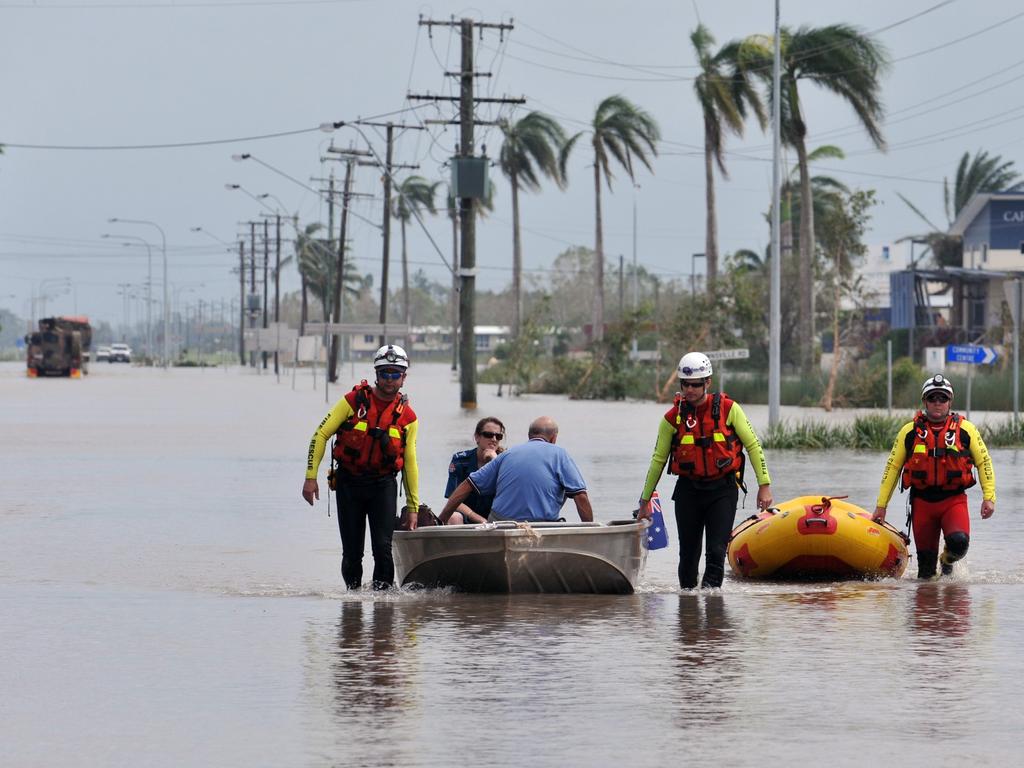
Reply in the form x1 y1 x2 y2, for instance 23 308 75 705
911 582 972 644
331 601 415 715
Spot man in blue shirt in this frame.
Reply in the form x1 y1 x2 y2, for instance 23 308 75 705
440 416 593 523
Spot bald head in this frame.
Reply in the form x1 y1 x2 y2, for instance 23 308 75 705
528 416 559 443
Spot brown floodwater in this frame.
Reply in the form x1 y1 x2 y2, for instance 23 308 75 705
2 360 1021 766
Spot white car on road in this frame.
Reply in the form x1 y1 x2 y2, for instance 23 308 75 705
109 343 132 363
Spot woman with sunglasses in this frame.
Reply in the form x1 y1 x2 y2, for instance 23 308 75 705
637 351 772 589
443 418 506 524
301 344 420 590
873 374 995 578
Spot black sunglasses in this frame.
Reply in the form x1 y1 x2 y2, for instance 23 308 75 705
377 369 404 380
478 430 504 440
680 380 706 389
925 393 950 403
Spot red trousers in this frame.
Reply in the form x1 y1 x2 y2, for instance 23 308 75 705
911 493 970 553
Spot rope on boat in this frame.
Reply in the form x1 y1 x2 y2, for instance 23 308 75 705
514 521 542 543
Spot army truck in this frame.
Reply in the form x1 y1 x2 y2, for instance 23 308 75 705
25 316 92 378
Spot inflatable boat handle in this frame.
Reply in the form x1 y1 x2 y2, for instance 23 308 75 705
875 517 911 545
727 508 778 543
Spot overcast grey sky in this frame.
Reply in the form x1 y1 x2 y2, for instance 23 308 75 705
1 0 1019 328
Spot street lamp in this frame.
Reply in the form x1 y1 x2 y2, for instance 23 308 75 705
102 233 153 361
232 151 381 231
108 218 168 369
190 226 234 251
225 183 281 216
32 277 72 324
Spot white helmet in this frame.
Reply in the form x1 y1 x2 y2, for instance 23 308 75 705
678 351 713 379
373 344 409 370
921 373 953 398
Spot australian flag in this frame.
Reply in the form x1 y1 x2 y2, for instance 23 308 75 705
645 490 669 550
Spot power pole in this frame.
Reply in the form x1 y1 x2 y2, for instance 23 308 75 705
411 15 522 409
350 121 423 347
238 240 246 365
324 146 374 382
250 221 257 368
262 219 270 369
274 215 281 375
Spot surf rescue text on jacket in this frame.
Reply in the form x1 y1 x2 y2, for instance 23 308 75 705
900 411 977 493
668 392 744 483
333 381 414 476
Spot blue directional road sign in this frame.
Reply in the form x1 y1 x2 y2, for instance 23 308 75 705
946 344 998 365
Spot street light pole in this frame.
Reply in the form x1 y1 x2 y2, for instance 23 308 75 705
103 233 152 361
109 218 167 369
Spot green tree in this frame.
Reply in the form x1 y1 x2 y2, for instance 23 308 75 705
744 24 888 374
561 95 660 343
818 189 875 410
296 223 362 326
392 175 439 337
692 24 766 285
497 111 568 338
293 222 322 334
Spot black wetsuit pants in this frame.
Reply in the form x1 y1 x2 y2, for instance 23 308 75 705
673 478 739 589
336 474 397 589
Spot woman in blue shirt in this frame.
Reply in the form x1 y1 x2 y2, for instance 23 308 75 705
444 417 505 524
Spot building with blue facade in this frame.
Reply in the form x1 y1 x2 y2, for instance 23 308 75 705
948 192 1024 332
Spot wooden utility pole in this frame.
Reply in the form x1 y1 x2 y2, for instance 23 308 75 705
322 146 378 380
262 219 269 369
412 15 521 408
249 221 257 367
346 122 422 347
457 18 477 407
274 215 281 375
238 240 246 366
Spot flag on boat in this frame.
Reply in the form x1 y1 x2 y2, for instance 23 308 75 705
645 490 669 550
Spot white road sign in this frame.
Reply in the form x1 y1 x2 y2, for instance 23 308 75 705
704 348 750 361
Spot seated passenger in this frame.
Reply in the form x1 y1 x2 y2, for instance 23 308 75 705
443 417 505 524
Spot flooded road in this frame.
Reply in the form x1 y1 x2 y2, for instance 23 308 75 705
2 360 1022 766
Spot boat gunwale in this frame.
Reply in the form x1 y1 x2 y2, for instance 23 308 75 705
394 519 649 540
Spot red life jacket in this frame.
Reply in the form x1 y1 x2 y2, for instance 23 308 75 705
332 381 415 476
668 392 744 483
900 411 976 493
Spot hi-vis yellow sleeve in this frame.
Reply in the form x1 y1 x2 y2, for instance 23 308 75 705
401 419 420 511
305 398 355 479
875 422 914 509
962 419 996 502
725 402 771 487
640 418 676 502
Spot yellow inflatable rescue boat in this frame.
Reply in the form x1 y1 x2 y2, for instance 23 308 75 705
727 495 910 580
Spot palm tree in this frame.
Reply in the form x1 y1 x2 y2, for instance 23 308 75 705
899 149 1024 268
946 149 1022 220
497 111 568 337
392 176 439 342
293 222 324 335
780 145 850 264
744 24 888 374
692 24 766 285
561 95 660 343
298 226 364 327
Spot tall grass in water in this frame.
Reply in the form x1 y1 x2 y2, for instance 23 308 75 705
981 418 1024 447
849 414 907 450
765 414 907 450
764 413 1024 449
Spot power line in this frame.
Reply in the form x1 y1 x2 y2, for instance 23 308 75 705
0 104 434 151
